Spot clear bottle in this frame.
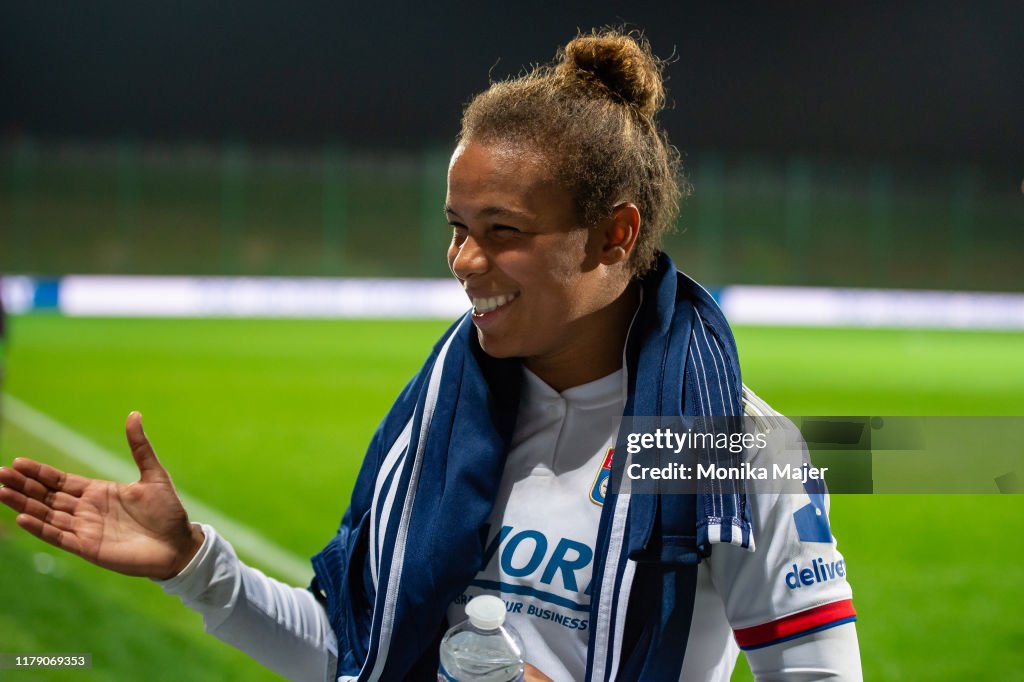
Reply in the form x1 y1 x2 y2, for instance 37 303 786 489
438 595 525 682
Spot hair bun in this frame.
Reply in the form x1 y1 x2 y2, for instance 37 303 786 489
557 30 665 119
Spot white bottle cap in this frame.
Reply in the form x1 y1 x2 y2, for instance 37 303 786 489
465 595 507 630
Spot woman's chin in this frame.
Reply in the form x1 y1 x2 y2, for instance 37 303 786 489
474 329 523 360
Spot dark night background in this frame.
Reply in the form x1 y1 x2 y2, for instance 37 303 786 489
2 1 1022 163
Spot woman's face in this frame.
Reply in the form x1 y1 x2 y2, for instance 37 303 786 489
446 140 627 371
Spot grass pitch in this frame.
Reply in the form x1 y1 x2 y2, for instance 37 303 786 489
1 316 1022 680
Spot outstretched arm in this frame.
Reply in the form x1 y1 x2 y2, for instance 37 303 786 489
159 523 338 681
0 411 339 680
0 411 203 580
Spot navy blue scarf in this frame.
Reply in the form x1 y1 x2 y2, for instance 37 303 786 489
312 253 751 681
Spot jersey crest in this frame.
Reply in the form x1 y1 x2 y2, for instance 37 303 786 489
589 448 614 506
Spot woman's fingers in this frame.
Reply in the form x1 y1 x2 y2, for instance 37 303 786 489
0 481 26 513
1 468 87 532
3 488 77 530
524 664 555 682
125 412 169 484
8 458 89 496
45 489 83 515
15 513 83 555
0 464 60 503
24 491 81 526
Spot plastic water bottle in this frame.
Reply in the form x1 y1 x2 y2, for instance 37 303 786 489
438 595 525 682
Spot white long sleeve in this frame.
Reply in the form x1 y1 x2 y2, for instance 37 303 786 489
745 622 863 681
157 523 338 682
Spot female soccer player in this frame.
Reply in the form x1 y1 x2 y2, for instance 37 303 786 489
0 29 861 681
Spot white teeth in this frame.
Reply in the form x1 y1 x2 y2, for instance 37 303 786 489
471 292 518 314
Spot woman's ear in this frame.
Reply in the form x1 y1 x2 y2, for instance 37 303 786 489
601 202 641 265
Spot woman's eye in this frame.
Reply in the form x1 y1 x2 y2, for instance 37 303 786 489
493 224 520 233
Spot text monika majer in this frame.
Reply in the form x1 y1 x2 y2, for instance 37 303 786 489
626 462 829 484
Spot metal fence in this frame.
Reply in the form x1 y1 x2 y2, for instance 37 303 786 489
2 138 1021 291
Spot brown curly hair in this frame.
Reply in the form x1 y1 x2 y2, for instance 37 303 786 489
458 28 684 276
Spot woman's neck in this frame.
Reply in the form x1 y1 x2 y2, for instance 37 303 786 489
524 281 640 393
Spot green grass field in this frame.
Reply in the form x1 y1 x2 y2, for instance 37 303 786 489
1 316 1022 680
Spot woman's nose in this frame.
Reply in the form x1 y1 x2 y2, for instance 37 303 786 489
449 234 488 280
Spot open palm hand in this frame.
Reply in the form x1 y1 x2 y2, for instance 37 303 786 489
0 412 203 580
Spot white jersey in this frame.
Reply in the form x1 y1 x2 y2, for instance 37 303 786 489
446 369 856 681
161 370 860 681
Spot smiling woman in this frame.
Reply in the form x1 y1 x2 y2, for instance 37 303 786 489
446 142 641 391
443 32 682 395
0 28 861 682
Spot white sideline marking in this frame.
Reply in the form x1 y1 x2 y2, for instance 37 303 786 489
2 393 311 585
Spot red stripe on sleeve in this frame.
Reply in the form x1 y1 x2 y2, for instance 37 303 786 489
733 599 857 649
